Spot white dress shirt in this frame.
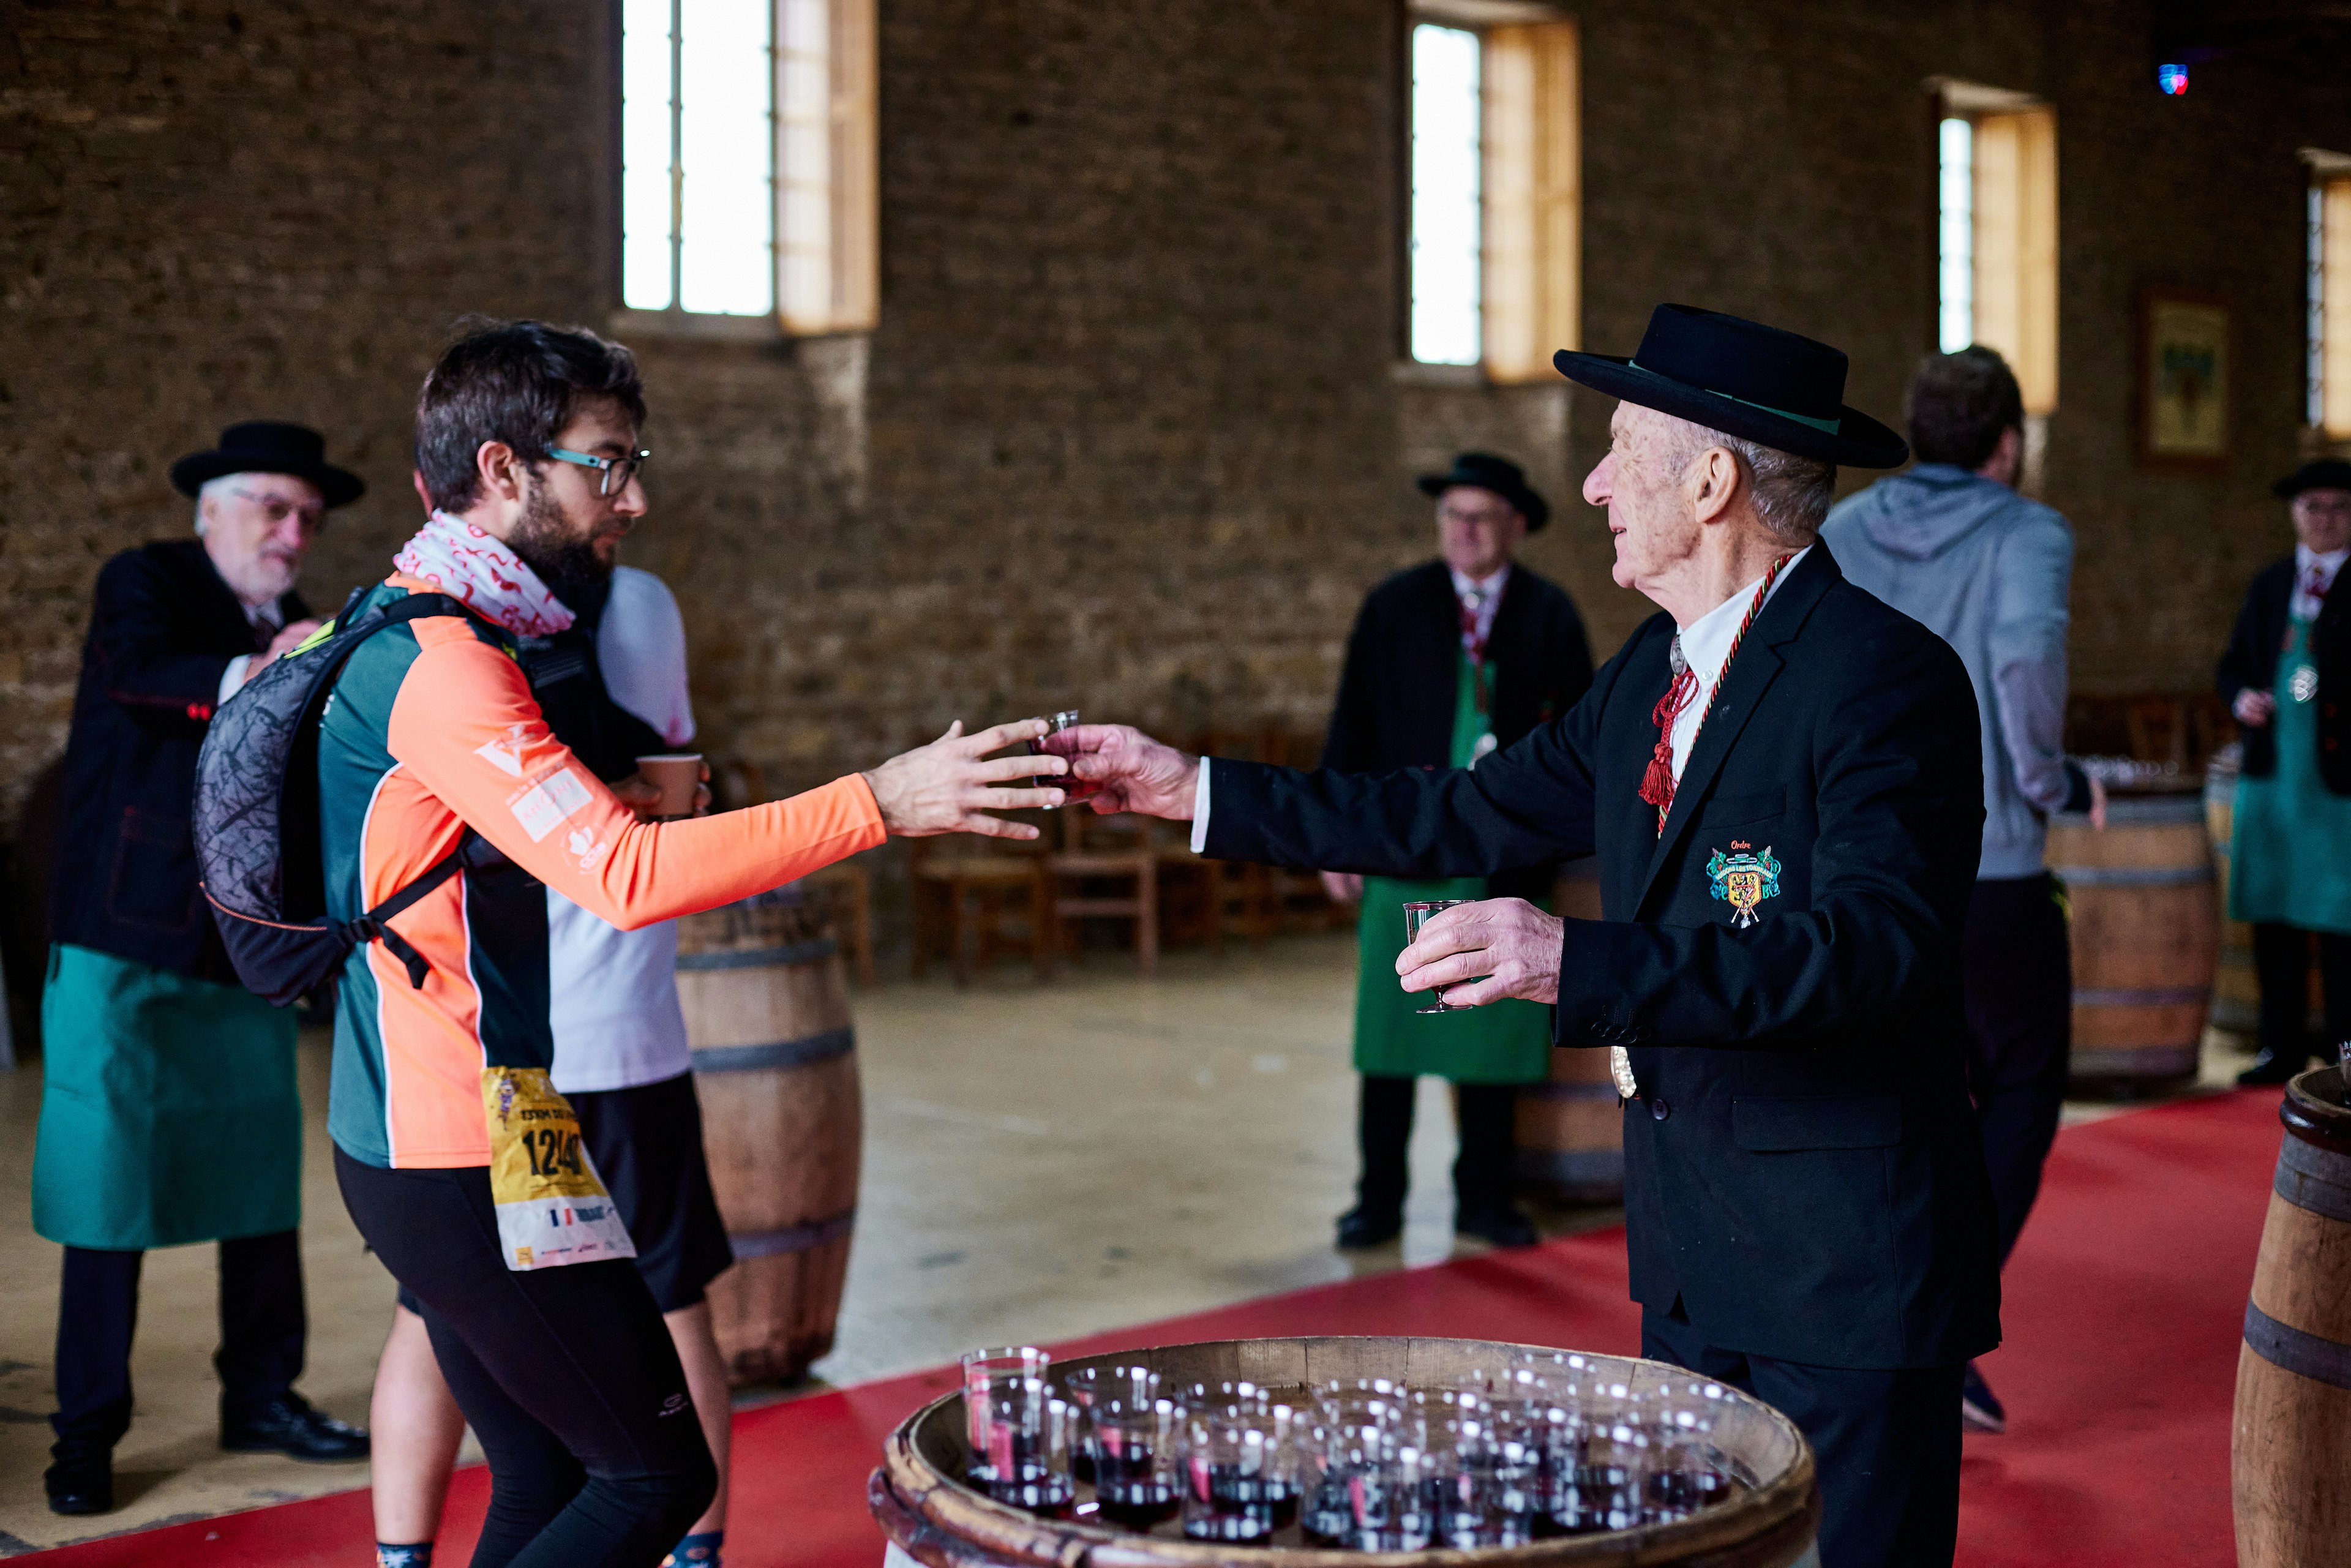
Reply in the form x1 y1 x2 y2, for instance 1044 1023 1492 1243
1664 546 1810 782
2292 543 2349 621
216 597 290 703
1450 563 1510 654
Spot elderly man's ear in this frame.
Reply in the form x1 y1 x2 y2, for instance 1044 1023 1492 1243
411 470 433 516
1688 446 1743 526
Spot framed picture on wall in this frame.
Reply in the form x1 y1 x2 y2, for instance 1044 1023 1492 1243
2140 287 2231 466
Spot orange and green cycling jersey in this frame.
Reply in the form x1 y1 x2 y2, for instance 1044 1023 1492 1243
320 577 884 1168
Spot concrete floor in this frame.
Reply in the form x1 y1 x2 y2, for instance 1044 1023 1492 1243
1 931 1597 1553
0 928 2264 1554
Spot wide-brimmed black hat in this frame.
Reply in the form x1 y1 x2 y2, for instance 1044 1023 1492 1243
1416 451 1551 531
1552 304 1909 469
170 421 365 508
2274 459 2351 499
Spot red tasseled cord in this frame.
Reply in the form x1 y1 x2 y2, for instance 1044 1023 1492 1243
1639 668 1696 813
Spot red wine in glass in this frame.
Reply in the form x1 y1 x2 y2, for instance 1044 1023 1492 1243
1029 710 1103 807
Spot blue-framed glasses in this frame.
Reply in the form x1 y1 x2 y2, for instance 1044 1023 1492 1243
544 446 651 496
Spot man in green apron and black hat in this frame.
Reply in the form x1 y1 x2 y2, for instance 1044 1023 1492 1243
32 423 372 1515
1318 452 1593 1248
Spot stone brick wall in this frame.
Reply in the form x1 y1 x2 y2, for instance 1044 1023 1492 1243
4 0 2350 967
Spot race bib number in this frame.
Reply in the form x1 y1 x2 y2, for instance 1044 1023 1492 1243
481 1067 637 1272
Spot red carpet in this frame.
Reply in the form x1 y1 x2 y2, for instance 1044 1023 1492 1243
25 1090 2276 1567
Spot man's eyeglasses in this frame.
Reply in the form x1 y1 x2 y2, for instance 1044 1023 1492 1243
227 489 328 530
544 446 651 497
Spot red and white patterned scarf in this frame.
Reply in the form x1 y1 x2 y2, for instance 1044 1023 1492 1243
391 511 574 637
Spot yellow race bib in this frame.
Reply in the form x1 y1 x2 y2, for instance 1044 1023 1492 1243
482 1067 636 1272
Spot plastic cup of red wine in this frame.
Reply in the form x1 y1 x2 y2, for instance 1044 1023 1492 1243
1177 1403 1284 1544
1029 710 1101 808
1090 1395 1180 1529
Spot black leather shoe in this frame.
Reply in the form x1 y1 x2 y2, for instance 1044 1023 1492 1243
45 1442 113 1515
1455 1204 1540 1249
2237 1049 2314 1087
221 1394 370 1461
1335 1204 1403 1249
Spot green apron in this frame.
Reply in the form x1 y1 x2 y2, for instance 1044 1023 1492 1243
32 943 302 1250
2230 618 2351 934
1352 651 1552 1086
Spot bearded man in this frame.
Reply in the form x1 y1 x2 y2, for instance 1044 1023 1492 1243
1063 306 2001 1567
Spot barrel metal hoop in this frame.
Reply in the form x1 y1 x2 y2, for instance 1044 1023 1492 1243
729 1206 857 1259
2275 1136 2351 1223
676 938 839 971
2076 795 2207 826
2244 1299 2351 1390
2066 1045 2201 1075
691 1027 856 1074
2048 866 2212 888
1521 1079 1624 1103
2071 987 2213 1007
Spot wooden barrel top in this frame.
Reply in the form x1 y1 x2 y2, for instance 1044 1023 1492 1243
874 1335 1819 1566
2284 1066 2351 1156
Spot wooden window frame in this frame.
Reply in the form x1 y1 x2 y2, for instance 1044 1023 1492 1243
2308 150 2351 439
611 0 877 339
1931 81 2058 416
1402 2 1579 381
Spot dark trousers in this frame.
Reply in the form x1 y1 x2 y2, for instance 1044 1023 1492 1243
1960 874 2072 1267
337 1149 714 1568
1643 1304 1963 1568
1355 1074 1516 1215
51 1229 306 1450
2252 921 2351 1062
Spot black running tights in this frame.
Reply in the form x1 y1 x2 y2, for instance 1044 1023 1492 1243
335 1148 714 1568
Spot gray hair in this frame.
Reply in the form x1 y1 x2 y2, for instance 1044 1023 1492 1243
1665 419 1836 544
193 473 245 535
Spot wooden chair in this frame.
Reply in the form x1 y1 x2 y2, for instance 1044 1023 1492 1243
1046 809 1159 975
1152 836 1227 956
803 860 876 987
909 838 1056 986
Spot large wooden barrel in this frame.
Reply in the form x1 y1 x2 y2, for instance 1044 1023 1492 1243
2048 790 2218 1089
2207 749 2259 1043
2232 1066 2351 1564
677 890 861 1386
872 1336 1820 1566
1517 866 1622 1204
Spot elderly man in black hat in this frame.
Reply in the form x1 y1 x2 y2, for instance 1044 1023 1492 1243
32 422 370 1515
2219 458 2351 1085
1060 306 2000 1566
1319 452 1591 1251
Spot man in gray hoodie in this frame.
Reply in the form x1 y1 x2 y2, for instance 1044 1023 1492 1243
1821 346 2101 1438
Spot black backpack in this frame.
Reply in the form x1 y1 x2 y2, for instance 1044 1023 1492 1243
193 590 504 1007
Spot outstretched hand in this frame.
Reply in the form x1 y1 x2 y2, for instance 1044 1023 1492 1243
862 719 1065 839
1395 897 1564 1008
1048 724 1199 819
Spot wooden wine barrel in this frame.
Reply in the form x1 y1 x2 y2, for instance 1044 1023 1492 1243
872 1336 1820 1566
1517 866 1622 1203
677 891 861 1386
2232 1066 2351 1565
2207 749 2259 1042
2048 790 2217 1089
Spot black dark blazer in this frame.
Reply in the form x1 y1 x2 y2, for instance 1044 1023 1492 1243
1321 561 1592 901
1204 546 1999 1369
2216 557 2351 790
51 540 311 978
